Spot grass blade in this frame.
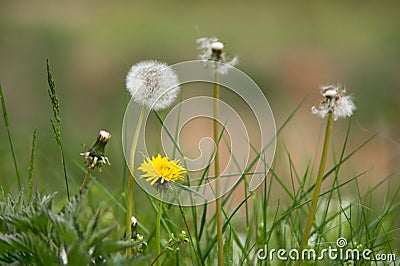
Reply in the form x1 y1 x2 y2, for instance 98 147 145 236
28 129 37 200
0 83 21 190
46 60 70 200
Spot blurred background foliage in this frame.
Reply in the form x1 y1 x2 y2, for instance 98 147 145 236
0 1 399 204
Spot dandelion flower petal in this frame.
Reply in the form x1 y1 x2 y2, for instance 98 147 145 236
138 154 187 190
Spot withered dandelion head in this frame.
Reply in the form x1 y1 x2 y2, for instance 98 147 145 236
311 84 356 121
138 154 187 191
126 60 180 111
196 36 239 75
80 130 111 171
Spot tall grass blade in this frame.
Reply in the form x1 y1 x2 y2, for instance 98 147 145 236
223 229 233 265
46 60 70 200
0 84 21 190
178 204 202 264
28 129 37 200
201 194 251 262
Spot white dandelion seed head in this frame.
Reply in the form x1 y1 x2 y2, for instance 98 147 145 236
126 60 180 111
333 95 356 120
196 36 239 75
311 84 356 120
311 105 330 119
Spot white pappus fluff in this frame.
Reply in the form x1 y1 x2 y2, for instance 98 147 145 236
311 84 356 121
196 37 239 75
126 60 180 111
196 37 219 61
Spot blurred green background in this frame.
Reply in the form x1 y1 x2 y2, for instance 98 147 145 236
0 1 399 200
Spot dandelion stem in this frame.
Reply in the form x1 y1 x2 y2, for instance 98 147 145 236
80 168 92 192
297 111 333 264
155 194 163 266
126 105 146 255
213 70 224 266
0 84 21 190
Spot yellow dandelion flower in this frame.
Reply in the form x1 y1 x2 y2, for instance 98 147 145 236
138 154 187 186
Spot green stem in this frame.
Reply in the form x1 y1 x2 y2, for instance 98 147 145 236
80 168 92 192
59 143 70 201
0 84 21 190
155 194 163 266
126 105 147 255
28 129 37 201
213 70 224 266
151 239 180 266
46 60 70 201
297 111 333 265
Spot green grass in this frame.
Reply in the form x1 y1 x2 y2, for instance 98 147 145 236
0 84 21 190
27 128 37 200
46 60 70 201
0 186 147 265
0 60 399 266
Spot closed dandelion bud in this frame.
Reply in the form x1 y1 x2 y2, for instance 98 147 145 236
131 215 138 240
126 60 180 111
131 215 138 227
80 130 111 171
179 231 189 242
311 84 356 121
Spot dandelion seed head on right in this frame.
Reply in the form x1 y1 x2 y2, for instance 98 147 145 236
311 84 356 121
